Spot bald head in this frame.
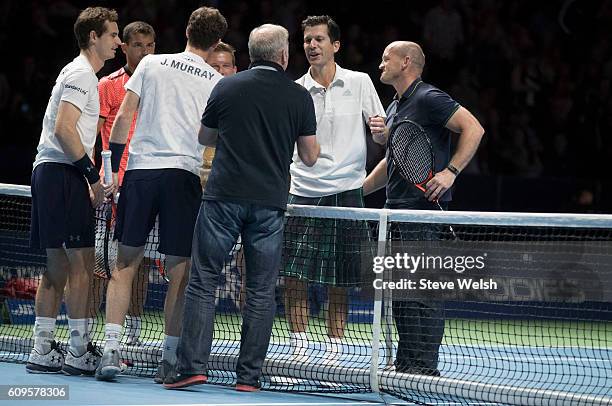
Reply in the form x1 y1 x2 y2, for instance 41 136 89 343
379 41 426 91
248 24 289 68
388 41 425 73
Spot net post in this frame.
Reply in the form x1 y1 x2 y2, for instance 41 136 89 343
383 239 394 366
370 209 389 392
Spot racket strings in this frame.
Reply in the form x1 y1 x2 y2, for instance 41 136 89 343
391 124 433 184
94 201 117 279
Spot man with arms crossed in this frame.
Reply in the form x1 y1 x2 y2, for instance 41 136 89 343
91 20 156 348
27 7 119 376
95 6 227 382
164 24 319 391
364 41 484 376
284 15 385 363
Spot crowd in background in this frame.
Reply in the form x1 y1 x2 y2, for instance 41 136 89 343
0 0 611 206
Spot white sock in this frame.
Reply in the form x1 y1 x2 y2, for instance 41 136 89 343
68 318 89 356
104 323 123 352
290 332 308 343
327 337 342 354
124 315 141 342
33 317 56 354
290 332 308 356
161 335 179 365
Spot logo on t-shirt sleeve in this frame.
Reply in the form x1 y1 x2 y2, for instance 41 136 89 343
65 84 88 95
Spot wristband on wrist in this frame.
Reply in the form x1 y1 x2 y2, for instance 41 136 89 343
73 154 100 184
446 163 460 176
108 142 126 173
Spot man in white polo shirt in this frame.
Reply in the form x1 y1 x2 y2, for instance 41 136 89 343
27 7 120 376
283 15 385 363
95 6 227 382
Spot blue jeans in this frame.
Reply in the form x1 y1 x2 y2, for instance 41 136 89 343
176 200 284 386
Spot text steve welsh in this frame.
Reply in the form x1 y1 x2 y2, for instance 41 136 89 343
373 278 498 290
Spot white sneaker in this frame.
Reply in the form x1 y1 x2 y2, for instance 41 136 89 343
26 341 65 373
62 342 102 376
95 349 122 381
123 337 142 346
321 337 342 365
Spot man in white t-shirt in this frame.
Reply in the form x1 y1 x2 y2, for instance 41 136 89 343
27 7 120 376
95 6 228 383
283 15 385 363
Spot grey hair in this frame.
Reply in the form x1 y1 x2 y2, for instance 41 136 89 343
248 24 289 63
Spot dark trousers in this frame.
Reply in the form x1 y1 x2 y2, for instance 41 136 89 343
392 298 445 371
387 198 447 371
176 200 284 386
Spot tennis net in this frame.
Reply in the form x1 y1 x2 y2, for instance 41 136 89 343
0 182 611 405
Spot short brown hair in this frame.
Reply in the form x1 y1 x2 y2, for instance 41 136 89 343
123 21 155 44
186 7 227 51
301 15 340 43
212 41 236 65
74 7 118 50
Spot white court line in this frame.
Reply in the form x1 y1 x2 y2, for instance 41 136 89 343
444 344 612 350
441 355 612 362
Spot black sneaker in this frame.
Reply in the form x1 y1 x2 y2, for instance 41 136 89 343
396 364 441 376
153 360 174 384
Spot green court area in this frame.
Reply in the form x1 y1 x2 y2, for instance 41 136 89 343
2 311 611 348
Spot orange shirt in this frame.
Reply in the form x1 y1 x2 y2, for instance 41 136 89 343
98 66 138 186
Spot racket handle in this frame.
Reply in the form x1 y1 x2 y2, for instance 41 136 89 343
101 150 112 185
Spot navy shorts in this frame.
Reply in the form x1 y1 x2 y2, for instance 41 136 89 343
114 169 202 257
30 163 95 249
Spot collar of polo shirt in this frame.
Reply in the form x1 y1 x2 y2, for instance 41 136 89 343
303 63 346 91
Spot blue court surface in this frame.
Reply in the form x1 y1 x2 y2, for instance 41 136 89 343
2 339 611 406
0 362 409 406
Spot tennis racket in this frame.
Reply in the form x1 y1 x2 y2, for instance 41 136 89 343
389 119 457 237
94 151 116 279
156 256 169 283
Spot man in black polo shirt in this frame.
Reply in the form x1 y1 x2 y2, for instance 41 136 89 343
364 41 484 376
164 24 319 391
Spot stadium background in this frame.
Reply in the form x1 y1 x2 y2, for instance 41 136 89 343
0 2 610 403
0 0 610 213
